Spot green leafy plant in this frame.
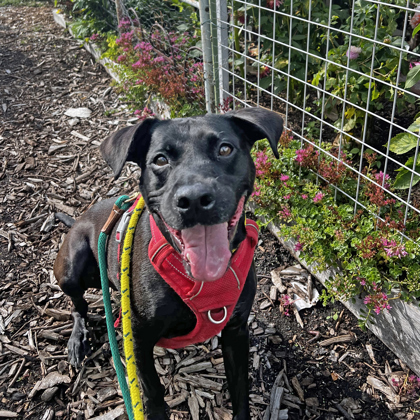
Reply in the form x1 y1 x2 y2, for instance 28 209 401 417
405 64 420 90
252 131 420 328
70 0 117 38
387 113 420 189
233 0 348 104
311 0 412 138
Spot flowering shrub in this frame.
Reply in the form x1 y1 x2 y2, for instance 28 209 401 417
252 132 420 328
104 23 205 118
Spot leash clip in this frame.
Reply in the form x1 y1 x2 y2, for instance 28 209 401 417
124 192 141 203
116 210 133 243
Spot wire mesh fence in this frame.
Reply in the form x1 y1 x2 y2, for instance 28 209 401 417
216 0 420 242
65 0 420 242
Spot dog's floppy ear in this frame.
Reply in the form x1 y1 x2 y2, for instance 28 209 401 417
224 107 284 158
100 119 158 179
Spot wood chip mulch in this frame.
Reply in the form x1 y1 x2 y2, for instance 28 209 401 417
1 5 419 420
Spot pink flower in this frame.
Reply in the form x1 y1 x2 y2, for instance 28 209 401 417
357 277 366 286
278 206 292 219
280 294 293 316
118 17 131 31
381 238 408 259
363 290 392 315
280 174 289 182
237 12 245 24
294 242 303 252
410 7 420 28
375 171 391 189
346 46 362 60
254 151 271 178
295 147 318 165
301 194 308 199
313 192 324 203
267 0 282 9
260 66 270 78
409 61 420 69
283 194 291 200
134 107 155 121
295 149 306 164
251 185 261 198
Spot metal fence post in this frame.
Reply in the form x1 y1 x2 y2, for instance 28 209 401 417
216 0 229 105
210 0 220 108
199 0 215 113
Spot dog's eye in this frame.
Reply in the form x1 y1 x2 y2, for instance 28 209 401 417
154 155 169 166
219 144 233 157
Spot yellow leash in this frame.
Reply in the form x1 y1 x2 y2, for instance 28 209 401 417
120 195 146 420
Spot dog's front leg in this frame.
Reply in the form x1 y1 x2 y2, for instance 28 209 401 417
134 338 168 420
221 321 251 420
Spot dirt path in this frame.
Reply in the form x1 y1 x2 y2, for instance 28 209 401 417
0 5 418 420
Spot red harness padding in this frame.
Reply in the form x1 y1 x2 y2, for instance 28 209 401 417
148 215 259 349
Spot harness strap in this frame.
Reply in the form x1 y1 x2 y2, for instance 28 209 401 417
101 205 126 235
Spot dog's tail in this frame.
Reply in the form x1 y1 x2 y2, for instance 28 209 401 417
55 212 76 228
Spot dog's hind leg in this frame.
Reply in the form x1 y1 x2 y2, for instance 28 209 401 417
54 230 100 367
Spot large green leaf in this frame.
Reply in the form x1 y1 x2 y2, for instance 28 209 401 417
386 133 418 154
395 155 420 171
259 77 272 90
405 65 420 90
343 116 357 132
394 167 420 189
408 117 420 134
414 23 420 37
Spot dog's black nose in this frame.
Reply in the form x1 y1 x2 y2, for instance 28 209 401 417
175 184 216 213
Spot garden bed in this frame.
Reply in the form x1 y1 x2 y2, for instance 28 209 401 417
259 211 420 378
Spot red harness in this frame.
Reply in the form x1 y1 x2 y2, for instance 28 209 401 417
115 197 259 349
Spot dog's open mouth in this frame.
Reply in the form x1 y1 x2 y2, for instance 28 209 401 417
161 196 245 282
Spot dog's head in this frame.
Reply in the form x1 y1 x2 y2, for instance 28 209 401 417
101 107 283 282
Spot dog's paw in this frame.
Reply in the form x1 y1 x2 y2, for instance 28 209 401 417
67 319 91 367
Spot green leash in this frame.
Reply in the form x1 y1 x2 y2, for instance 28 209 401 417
98 195 134 420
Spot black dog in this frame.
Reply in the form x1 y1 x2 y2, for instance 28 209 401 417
54 107 283 420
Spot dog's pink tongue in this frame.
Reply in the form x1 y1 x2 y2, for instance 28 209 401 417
181 223 231 282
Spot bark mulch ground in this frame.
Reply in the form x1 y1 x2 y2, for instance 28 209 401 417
0 5 419 420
